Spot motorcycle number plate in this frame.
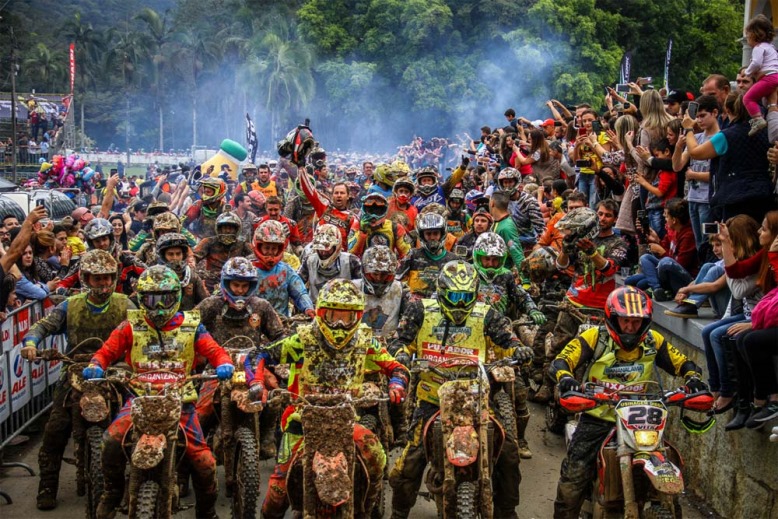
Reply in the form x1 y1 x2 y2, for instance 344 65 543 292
615 401 667 430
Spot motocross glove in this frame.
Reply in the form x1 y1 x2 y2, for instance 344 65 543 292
684 376 708 393
460 155 470 169
216 363 235 381
530 310 547 326
388 377 406 405
394 351 411 368
513 346 533 364
248 381 268 404
558 375 580 395
82 364 104 380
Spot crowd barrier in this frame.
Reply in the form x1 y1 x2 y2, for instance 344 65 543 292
0 298 68 504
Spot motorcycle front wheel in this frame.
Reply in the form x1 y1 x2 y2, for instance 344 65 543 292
231 427 261 519
134 480 160 519
456 481 477 519
545 402 567 435
85 426 104 519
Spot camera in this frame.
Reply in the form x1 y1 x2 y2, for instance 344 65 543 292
702 222 720 235
687 101 699 120
616 84 631 93
636 210 650 243
35 199 46 207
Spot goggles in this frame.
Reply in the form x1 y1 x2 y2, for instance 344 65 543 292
363 203 387 216
319 308 362 329
443 290 476 307
365 271 394 284
140 292 179 310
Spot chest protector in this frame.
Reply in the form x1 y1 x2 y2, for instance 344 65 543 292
192 209 219 239
412 187 445 212
305 252 352 302
413 300 488 406
585 326 658 422
364 220 398 251
477 279 509 315
296 323 372 397
127 310 200 402
66 293 130 354
257 180 278 198
354 279 403 337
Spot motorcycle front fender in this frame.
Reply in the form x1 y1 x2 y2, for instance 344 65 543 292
131 433 167 470
633 452 684 495
445 425 479 467
312 450 351 507
80 391 109 423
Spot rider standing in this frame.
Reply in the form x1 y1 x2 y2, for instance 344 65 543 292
183 177 228 238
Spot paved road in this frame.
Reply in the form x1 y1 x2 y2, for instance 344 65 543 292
0 402 706 518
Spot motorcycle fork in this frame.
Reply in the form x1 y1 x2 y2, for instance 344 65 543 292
72 406 87 495
221 393 235 489
617 442 639 519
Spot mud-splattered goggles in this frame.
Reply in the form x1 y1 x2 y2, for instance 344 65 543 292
318 308 363 329
443 290 476 307
365 272 394 284
140 292 179 310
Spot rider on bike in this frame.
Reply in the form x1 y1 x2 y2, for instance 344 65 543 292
156 232 208 310
396 212 457 298
136 211 182 265
354 245 411 338
183 177 228 238
21 250 134 510
550 286 707 519
83 266 234 519
388 260 532 519
259 279 409 518
298 223 361 302
193 211 253 292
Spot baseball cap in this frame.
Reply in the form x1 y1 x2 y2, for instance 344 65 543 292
531 120 544 127
541 118 556 127
663 90 694 104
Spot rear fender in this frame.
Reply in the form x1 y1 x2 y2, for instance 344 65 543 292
445 425 479 467
131 433 167 470
633 451 684 494
312 450 351 507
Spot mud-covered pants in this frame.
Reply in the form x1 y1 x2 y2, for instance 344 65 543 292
389 401 522 518
99 400 217 518
553 414 613 518
261 405 386 518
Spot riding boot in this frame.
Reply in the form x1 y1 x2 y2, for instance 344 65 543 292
194 491 218 519
494 508 519 519
36 481 58 511
532 362 553 403
516 414 532 459
97 437 127 519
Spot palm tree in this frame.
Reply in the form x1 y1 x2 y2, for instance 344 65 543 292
22 43 67 93
134 7 174 150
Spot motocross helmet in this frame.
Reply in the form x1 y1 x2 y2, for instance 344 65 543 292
497 168 520 196
155 232 190 278
315 279 365 350
437 261 479 325
84 218 115 250
199 178 227 206
247 190 266 211
310 143 327 168
216 211 242 246
522 246 558 283
372 164 395 188
472 232 507 283
136 265 182 328
361 193 388 227
361 245 397 297
152 211 181 239
390 160 411 178
447 188 465 213
415 167 439 197
604 286 653 352
416 212 447 255
146 201 170 218
556 207 600 245
277 125 315 167
312 224 342 269
79 249 118 303
242 163 258 180
392 178 415 206
220 256 259 314
253 220 286 271
465 190 484 213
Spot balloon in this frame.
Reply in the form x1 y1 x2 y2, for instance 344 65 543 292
74 159 85 171
65 155 75 168
82 167 95 182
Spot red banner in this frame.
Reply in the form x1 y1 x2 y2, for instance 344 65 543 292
69 42 75 94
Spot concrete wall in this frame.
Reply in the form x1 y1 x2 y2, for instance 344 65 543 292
650 300 778 519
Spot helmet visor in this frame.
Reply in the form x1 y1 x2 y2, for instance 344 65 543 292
319 308 361 329
140 292 179 311
365 272 394 285
443 290 476 307
363 203 387 216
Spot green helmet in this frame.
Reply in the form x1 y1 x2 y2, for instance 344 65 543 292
437 261 479 325
472 232 507 283
136 265 182 328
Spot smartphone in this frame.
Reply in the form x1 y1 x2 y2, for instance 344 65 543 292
702 222 720 235
624 102 631 110
575 160 592 168
616 83 631 93
35 199 46 207
591 120 603 134
687 101 699 120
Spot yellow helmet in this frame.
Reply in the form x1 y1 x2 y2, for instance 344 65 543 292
437 261 479 325
315 279 364 349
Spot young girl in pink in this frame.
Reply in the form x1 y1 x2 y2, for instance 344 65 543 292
744 15 778 136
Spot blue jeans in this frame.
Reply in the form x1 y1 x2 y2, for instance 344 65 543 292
688 201 711 251
647 208 666 240
685 263 730 317
656 257 694 294
701 314 745 396
577 173 598 209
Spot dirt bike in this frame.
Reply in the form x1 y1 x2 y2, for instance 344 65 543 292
35 339 127 519
559 380 714 518
543 303 604 435
412 357 518 518
121 369 216 519
275 389 388 519
212 336 264 519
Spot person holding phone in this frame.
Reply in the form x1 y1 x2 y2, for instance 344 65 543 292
572 110 612 208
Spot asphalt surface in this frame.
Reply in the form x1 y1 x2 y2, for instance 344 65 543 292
0 402 707 518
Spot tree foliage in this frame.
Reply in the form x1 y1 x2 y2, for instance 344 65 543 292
1 0 745 151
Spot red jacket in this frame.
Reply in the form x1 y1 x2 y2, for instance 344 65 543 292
660 224 698 276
